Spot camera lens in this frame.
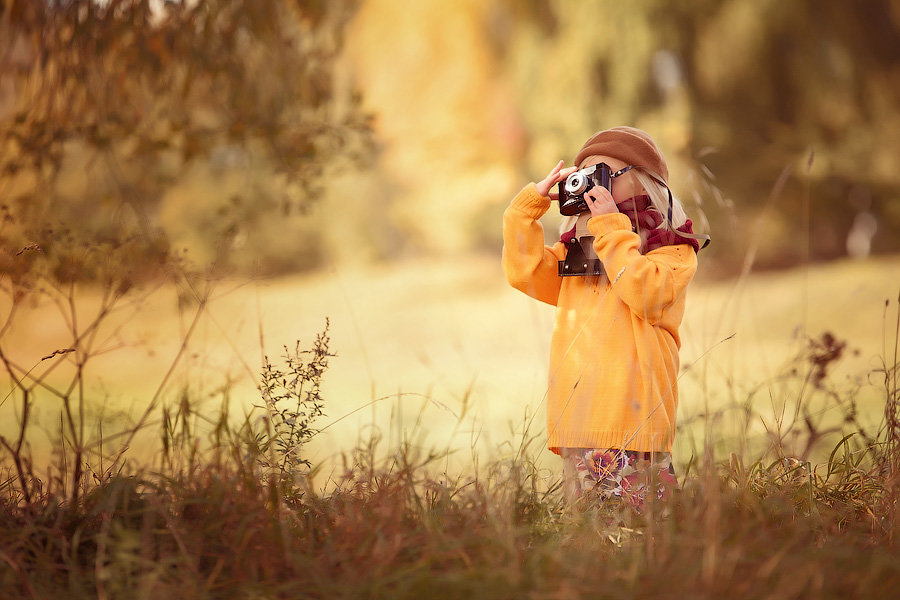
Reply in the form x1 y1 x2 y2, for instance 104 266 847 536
564 173 587 195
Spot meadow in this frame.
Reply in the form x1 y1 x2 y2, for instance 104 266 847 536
3 2 900 597
1 252 899 598
3 252 896 466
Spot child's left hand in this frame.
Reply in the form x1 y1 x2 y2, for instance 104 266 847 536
584 186 618 217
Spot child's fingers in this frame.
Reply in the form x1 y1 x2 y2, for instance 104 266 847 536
539 162 578 198
585 186 613 202
551 165 577 185
548 159 565 178
584 186 616 215
584 189 597 203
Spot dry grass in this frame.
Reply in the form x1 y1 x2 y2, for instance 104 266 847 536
0 286 898 598
1 398 899 598
3 254 898 472
1 256 899 598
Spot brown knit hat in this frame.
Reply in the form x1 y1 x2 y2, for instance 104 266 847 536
573 126 668 182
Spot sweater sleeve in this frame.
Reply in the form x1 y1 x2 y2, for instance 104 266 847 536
588 212 697 324
501 184 566 306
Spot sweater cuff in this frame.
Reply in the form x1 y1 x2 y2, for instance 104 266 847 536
587 212 632 237
510 184 552 220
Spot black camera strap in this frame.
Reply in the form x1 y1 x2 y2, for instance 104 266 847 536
665 185 710 250
643 169 711 251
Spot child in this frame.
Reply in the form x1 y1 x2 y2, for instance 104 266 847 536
501 126 705 509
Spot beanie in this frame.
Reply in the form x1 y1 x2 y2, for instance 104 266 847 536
573 126 668 183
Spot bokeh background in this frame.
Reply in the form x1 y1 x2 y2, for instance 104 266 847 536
1 0 899 472
343 0 900 276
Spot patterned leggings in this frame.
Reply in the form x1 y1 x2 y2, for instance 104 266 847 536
561 448 679 511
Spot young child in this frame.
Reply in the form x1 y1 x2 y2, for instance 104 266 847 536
501 126 704 509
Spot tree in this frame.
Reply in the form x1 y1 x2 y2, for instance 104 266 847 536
0 0 371 505
0 0 371 284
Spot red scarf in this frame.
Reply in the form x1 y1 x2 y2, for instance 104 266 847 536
560 195 700 253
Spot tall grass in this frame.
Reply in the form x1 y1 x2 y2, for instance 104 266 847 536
1 283 899 598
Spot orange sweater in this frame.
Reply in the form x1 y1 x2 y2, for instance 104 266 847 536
502 184 697 454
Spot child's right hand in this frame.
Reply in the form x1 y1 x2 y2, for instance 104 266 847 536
535 160 578 200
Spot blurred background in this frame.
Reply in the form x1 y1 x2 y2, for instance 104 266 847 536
345 0 900 277
3 0 899 278
1 0 899 469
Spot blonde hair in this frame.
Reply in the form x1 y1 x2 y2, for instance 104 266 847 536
632 169 687 230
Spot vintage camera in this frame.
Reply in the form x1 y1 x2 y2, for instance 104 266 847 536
558 162 612 216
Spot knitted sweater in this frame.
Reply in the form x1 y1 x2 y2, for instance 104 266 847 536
501 184 697 454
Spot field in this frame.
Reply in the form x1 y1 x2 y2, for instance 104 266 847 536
3 253 898 469
1 253 899 598
4 1 900 596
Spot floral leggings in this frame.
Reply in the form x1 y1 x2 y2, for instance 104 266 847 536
561 448 678 511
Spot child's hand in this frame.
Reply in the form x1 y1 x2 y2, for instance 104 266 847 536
535 160 578 199
584 185 618 216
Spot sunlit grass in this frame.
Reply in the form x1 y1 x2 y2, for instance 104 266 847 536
1 255 900 597
1 345 898 597
2 254 897 470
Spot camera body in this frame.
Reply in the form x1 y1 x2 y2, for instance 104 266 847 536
558 162 611 216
